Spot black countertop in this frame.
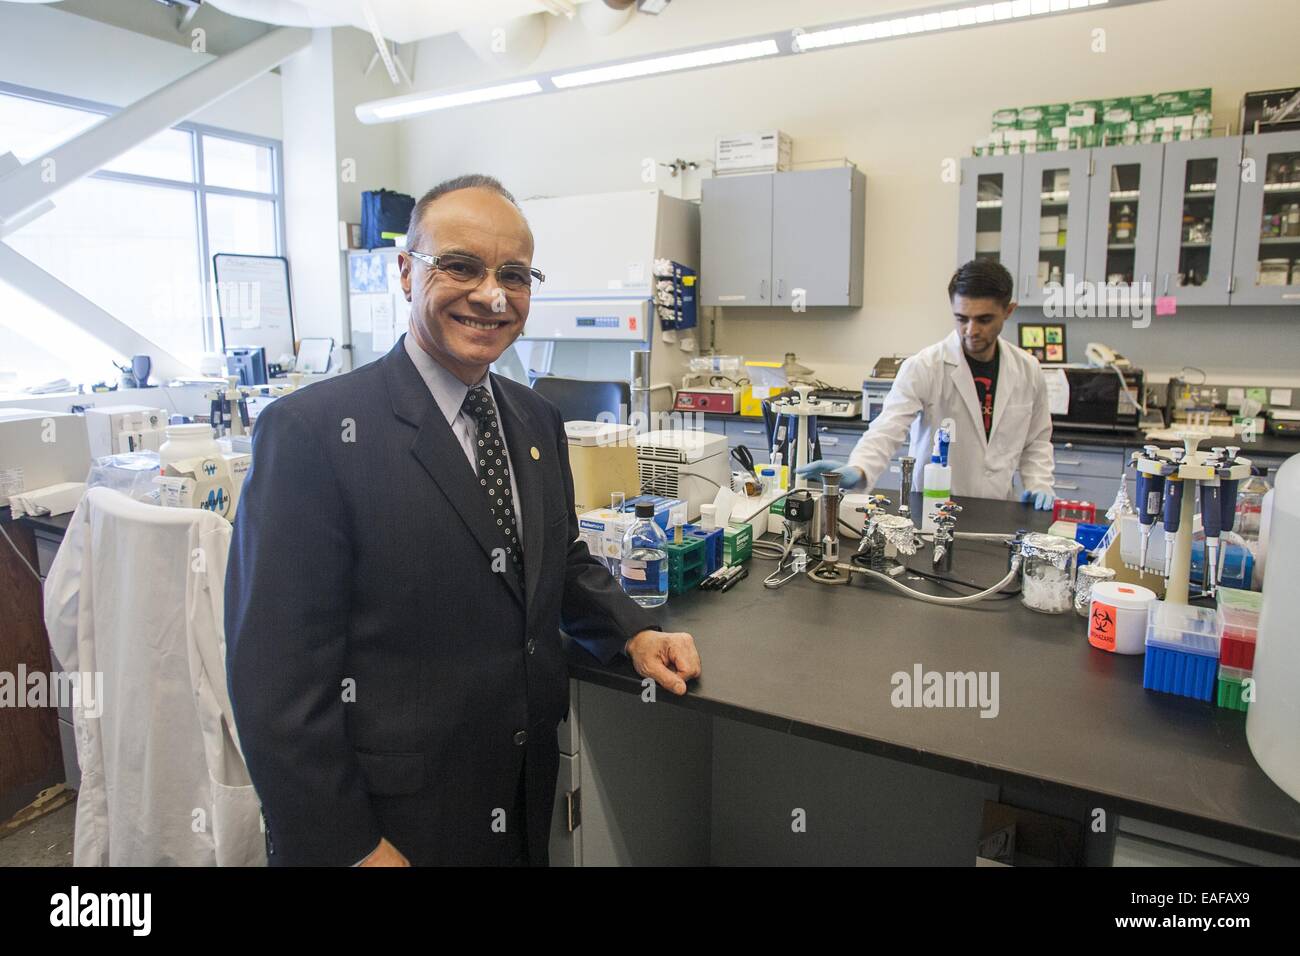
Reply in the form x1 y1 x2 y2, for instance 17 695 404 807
697 411 1300 459
565 495 1300 857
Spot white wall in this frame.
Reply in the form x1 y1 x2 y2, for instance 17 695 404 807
391 0 1300 388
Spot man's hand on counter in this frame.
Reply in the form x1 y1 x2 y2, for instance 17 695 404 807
1020 489 1056 511
624 630 701 696
797 461 864 490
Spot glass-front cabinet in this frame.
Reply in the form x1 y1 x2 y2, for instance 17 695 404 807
1083 144 1164 294
1231 131 1300 306
1154 137 1242 306
957 154 1023 288
1016 151 1092 307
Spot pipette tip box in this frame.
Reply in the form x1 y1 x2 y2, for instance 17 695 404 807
1215 665 1253 712
1143 602 1220 701
1217 587 1262 670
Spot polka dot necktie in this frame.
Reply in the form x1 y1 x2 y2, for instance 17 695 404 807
462 385 523 582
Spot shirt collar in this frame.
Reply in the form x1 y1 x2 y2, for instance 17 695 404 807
402 333 491 426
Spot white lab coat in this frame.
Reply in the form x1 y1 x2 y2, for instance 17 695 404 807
847 330 1055 499
44 487 265 867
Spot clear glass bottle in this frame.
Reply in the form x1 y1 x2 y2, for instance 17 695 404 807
621 503 669 607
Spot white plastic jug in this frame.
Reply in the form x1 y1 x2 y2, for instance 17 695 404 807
1246 456 1300 803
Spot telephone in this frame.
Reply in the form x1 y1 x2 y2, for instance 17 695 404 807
1085 342 1131 369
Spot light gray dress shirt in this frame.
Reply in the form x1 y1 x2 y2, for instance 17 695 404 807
403 333 523 539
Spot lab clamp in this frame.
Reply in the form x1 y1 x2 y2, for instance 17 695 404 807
204 373 303 440
1130 437 1252 603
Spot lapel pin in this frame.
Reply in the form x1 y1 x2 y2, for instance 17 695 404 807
530 446 540 460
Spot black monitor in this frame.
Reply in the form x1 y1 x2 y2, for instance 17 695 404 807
226 347 268 387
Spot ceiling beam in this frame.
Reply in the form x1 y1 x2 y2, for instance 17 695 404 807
0 25 311 233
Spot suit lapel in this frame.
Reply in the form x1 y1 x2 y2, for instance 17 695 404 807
490 373 545 614
382 340 523 608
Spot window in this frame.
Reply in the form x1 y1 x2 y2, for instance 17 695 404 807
0 84 283 386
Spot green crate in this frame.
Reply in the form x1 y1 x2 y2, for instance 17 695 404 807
665 537 706 594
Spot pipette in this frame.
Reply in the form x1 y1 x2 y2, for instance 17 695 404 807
1161 448 1186 580
1214 446 1242 587
1134 444 1165 570
1200 469 1222 595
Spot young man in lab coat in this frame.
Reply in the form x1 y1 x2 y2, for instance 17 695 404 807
801 259 1056 508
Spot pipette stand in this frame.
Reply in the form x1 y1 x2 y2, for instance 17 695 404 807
1134 432 1251 605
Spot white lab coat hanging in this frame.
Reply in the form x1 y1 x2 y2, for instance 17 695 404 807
44 487 266 866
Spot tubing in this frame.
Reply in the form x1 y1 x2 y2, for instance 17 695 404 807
810 558 1022 606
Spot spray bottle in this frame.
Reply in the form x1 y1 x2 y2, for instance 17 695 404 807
922 422 954 534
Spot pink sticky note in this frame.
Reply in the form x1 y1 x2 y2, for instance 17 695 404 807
1155 296 1177 316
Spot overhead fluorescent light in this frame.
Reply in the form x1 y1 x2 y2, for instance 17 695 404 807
356 0 1131 121
551 39 779 89
369 80 543 119
794 0 1107 51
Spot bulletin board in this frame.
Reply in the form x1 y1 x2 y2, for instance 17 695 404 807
347 247 411 368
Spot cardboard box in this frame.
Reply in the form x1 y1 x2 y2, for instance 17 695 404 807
715 130 792 174
1100 97 1132 123
1241 87 1300 133
991 107 1019 126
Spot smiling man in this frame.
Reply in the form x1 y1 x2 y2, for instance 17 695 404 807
225 174 701 867
800 258 1056 508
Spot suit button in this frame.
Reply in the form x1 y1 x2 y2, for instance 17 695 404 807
526 639 536 655
513 730 529 746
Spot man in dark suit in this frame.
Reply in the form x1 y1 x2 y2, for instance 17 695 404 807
225 174 701 867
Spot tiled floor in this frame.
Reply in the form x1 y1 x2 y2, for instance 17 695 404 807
0 799 75 867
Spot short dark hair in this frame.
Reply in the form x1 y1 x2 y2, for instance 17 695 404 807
405 174 524 251
948 258 1014 308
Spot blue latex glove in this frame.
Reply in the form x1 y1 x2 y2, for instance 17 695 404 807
1020 489 1056 511
796 461 864 490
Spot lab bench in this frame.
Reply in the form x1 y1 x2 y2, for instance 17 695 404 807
691 411 1299 506
557 495 1300 867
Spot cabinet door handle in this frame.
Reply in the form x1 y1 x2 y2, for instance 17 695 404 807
777 278 784 299
1056 457 1083 466
1162 273 1170 295
1052 481 1080 491
820 437 839 447
742 428 763 435
759 278 767 301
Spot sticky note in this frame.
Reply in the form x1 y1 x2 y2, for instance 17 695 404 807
1270 388 1293 407
1246 387 1267 404
1155 296 1177 316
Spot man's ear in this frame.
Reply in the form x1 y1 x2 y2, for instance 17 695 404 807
398 252 413 301
1004 301 1017 322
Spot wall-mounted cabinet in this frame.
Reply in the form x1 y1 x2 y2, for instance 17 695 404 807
956 154 1023 280
1154 136 1242 306
1083 143 1164 290
701 166 865 309
1016 150 1092 307
959 134 1299 309
1230 131 1300 306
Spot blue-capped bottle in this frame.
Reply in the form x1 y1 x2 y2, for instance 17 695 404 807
620 502 669 607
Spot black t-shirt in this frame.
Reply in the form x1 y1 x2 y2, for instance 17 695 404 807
964 348 1000 439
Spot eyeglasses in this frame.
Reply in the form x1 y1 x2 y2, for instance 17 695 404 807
406 250 545 294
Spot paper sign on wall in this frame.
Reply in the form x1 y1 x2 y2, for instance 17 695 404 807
349 295 373 334
1043 367 1071 416
371 295 396 351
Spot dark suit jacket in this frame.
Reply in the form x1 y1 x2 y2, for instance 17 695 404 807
225 336 657 866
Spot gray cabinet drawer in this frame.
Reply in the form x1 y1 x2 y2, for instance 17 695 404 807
1053 445 1126 479
1050 474 1120 507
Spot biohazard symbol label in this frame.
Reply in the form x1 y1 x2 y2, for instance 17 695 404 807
1089 602 1117 651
